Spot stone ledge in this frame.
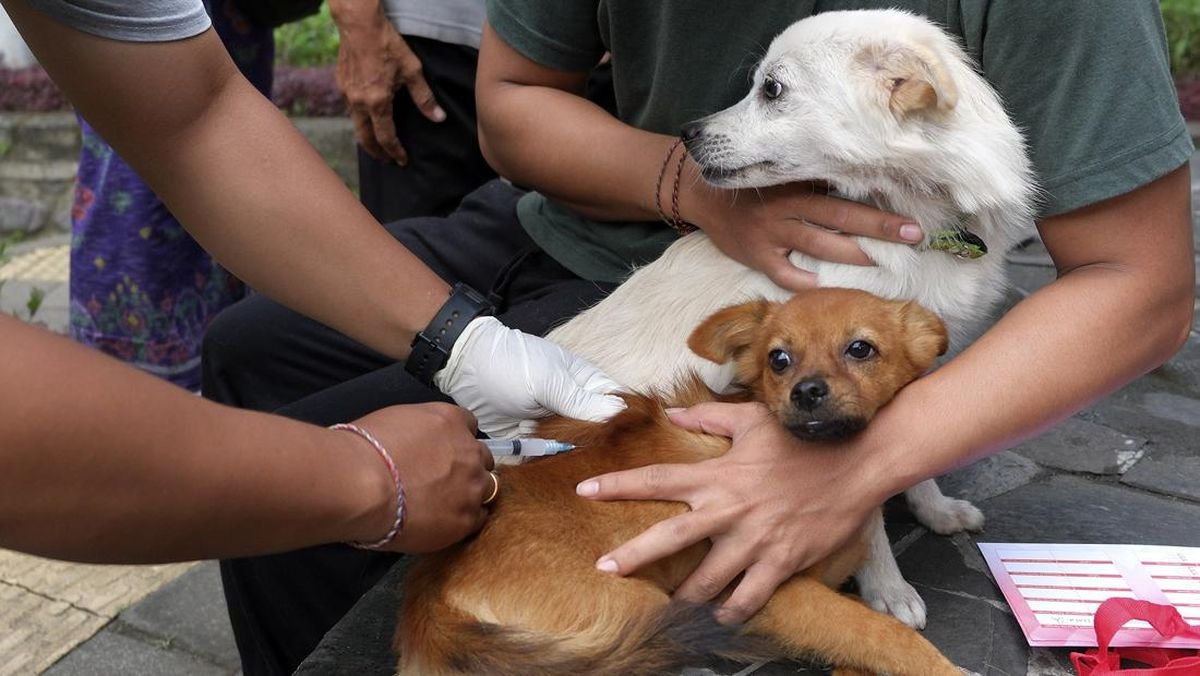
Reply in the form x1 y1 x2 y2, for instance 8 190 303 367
0 112 356 236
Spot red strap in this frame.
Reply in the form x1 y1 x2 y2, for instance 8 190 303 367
1071 598 1200 675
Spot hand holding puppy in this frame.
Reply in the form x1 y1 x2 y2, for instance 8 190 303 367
577 401 880 623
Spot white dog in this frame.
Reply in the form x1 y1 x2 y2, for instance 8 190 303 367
547 10 1037 629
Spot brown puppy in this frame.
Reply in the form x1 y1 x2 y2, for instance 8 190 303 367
396 288 958 676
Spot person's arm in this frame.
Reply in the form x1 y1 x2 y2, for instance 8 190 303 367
7 0 445 358
0 314 493 563
5 0 624 437
330 0 445 165
577 163 1195 622
475 24 924 290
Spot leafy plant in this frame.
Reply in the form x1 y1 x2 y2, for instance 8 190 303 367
25 285 45 319
1163 0 1200 76
274 4 340 67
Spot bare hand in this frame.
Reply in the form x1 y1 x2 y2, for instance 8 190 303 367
682 161 923 291
348 403 493 552
331 1 444 165
576 402 875 623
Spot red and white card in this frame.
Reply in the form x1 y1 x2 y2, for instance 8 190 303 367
977 542 1200 648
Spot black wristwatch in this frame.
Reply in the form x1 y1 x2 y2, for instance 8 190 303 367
405 283 495 388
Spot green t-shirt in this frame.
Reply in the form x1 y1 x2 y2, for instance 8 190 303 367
487 0 1193 283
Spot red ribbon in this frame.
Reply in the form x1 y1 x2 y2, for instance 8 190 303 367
1071 598 1200 675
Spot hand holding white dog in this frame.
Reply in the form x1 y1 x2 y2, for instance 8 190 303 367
685 179 924 292
434 317 627 438
576 401 878 624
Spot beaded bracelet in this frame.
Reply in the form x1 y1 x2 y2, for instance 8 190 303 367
330 423 406 550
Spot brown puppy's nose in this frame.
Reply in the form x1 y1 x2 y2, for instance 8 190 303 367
792 379 829 411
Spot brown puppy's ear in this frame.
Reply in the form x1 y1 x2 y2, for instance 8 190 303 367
859 41 958 116
896 300 948 368
688 299 774 364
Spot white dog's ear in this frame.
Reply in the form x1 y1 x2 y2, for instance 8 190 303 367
860 42 959 117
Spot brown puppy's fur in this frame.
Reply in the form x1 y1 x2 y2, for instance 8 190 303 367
396 288 958 676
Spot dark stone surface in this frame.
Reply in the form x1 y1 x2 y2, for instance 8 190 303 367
43 629 230 676
939 451 1043 503
976 475 1200 546
1012 417 1147 476
1121 452 1200 502
118 562 240 670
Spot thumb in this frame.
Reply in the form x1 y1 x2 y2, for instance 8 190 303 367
549 384 627 423
667 402 764 439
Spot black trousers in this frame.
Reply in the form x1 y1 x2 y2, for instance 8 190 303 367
202 180 615 675
356 36 496 223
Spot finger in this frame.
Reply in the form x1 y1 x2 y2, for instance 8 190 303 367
797 193 922 244
471 506 489 533
477 441 495 471
594 510 714 576
714 563 792 624
673 541 753 604
405 76 446 124
369 101 408 165
351 110 386 161
782 224 873 267
763 256 819 292
546 359 627 422
576 462 697 501
667 402 766 439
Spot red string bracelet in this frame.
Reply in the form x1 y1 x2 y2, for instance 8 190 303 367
654 138 698 235
329 423 406 550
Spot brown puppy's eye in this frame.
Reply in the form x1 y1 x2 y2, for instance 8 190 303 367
762 77 784 100
845 340 876 360
768 348 792 372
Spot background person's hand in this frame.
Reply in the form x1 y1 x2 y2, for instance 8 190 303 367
576 402 876 623
434 317 627 438
344 403 494 553
330 0 444 165
682 168 924 292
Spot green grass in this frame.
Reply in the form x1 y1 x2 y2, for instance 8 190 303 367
274 4 340 67
1163 0 1200 76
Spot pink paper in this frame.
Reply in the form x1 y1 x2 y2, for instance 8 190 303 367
977 543 1200 648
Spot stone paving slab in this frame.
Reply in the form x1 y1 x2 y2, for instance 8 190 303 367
41 627 232 676
1011 417 1146 476
0 580 107 676
118 562 240 670
0 550 194 675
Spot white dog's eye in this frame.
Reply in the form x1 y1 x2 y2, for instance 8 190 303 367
761 77 784 100
768 348 792 372
845 340 876 361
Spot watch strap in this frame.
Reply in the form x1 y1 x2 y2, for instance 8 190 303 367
406 283 495 388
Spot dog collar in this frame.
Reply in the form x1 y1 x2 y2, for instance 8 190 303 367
928 213 988 259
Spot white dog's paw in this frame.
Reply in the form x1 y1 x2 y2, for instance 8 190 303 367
957 668 982 676
912 497 985 535
859 576 927 629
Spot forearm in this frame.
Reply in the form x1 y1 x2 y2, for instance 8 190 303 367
856 167 1195 502
140 74 447 357
477 24 675 222
8 3 446 358
0 317 391 563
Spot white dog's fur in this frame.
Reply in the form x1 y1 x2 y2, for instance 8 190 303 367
546 10 1037 629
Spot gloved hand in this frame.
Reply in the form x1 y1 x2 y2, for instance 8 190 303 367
433 317 627 438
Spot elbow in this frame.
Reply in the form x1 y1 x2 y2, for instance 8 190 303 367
1150 275 1195 368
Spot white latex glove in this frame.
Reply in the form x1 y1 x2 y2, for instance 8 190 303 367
433 317 627 438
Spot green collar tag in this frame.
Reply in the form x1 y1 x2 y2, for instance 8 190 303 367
929 228 988 259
